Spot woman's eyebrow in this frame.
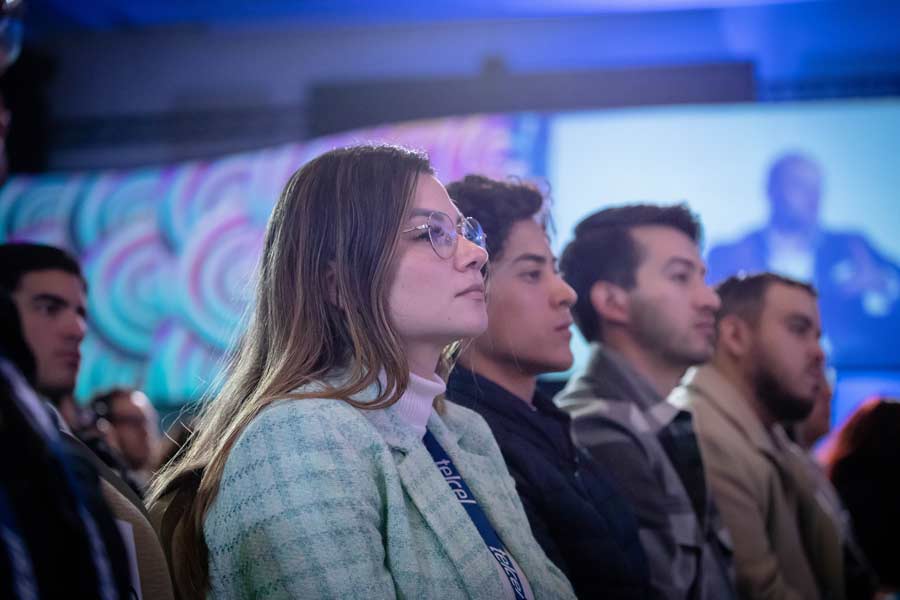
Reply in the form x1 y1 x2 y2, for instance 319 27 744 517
408 208 465 224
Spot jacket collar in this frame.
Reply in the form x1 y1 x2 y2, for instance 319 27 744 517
359 398 452 455
401 412 530 598
676 367 824 492
297 370 455 455
448 366 575 460
297 372 561 598
448 366 567 423
676 365 778 458
560 343 680 433
581 342 666 411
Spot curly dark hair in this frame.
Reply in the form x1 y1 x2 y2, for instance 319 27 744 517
560 203 702 343
446 175 548 262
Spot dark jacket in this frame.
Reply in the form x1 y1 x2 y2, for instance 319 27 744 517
447 366 651 599
0 293 134 599
0 357 134 599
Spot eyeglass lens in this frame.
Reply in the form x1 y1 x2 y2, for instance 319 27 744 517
424 211 486 259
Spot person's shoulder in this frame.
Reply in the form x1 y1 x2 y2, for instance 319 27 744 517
706 228 766 267
709 227 765 249
553 370 599 410
555 382 631 430
556 392 647 459
441 400 528 473
692 407 765 479
231 396 386 462
211 397 393 521
820 227 878 250
249 394 360 428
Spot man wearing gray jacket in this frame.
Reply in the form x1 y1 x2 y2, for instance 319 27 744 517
556 204 735 600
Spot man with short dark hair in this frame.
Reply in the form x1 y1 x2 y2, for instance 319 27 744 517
0 241 175 599
445 176 651 599
556 204 735 600
0 248 133 598
671 273 845 599
0 242 87 410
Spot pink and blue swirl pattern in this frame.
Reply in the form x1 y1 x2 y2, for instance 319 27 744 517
0 114 545 406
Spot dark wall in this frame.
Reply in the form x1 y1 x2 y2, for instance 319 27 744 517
13 0 900 170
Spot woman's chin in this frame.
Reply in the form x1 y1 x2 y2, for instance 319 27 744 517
462 315 489 339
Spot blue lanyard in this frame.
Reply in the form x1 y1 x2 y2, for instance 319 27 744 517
423 430 527 600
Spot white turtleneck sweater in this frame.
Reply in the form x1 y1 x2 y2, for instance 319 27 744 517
390 371 446 439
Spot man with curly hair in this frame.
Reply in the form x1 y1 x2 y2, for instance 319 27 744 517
446 175 650 599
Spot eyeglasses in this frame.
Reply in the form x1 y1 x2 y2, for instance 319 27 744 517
402 210 487 260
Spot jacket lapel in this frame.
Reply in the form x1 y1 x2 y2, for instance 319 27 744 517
365 406 506 599
681 366 777 459
434 412 568 599
681 367 844 595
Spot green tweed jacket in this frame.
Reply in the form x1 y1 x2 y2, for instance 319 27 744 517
204 384 576 599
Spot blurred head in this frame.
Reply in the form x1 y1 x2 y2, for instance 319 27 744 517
825 397 900 589
449 175 576 376
767 152 823 232
93 388 159 470
826 397 900 469
0 243 87 401
149 144 488 594
715 273 825 424
561 204 719 369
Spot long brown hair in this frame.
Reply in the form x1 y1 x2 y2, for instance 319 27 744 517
147 144 434 597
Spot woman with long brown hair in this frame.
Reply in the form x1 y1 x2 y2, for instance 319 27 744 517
148 144 575 599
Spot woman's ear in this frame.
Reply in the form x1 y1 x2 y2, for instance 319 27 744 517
589 280 630 327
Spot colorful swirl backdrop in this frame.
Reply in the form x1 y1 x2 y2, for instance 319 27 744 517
0 114 547 407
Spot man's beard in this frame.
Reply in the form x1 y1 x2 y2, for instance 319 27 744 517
753 365 815 424
629 295 712 368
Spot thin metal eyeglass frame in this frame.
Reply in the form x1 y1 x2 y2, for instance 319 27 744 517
401 211 486 259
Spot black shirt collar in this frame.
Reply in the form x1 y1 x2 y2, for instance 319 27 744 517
447 365 574 456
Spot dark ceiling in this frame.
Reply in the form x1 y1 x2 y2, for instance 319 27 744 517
24 0 817 32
